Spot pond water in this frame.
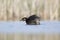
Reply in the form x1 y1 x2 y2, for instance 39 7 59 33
0 21 60 34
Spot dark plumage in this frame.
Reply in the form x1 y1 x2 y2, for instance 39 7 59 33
21 15 40 25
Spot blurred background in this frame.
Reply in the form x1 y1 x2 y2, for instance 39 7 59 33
0 0 60 21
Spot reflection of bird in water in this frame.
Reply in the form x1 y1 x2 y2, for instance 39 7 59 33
21 15 40 25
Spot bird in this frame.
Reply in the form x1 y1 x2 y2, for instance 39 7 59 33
21 15 40 25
